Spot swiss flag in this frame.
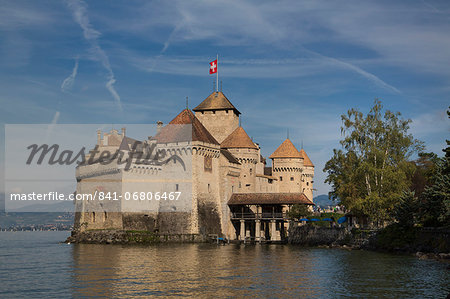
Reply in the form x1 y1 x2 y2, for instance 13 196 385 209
209 59 217 74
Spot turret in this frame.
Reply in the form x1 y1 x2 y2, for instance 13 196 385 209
299 148 314 201
221 126 258 193
269 138 303 193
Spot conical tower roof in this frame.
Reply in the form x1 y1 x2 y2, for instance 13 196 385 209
269 138 302 159
155 109 219 145
299 148 314 167
221 126 257 149
193 91 240 115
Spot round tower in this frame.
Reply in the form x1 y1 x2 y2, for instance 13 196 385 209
269 138 303 193
221 126 259 193
299 148 314 201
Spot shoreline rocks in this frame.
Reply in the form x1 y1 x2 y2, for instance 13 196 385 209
65 230 207 244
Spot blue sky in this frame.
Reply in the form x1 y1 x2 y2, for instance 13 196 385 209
0 0 449 196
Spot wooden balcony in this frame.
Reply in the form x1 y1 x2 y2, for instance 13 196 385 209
230 212 289 220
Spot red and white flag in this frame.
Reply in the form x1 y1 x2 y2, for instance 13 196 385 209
209 59 217 74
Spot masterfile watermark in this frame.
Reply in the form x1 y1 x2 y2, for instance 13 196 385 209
5 124 193 213
25 142 186 171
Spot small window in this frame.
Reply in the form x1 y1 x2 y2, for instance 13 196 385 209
246 184 251 187
290 177 294 181
103 211 107 222
92 212 96 223
249 168 253 175
176 184 179 191
306 182 309 186
204 156 212 172
280 176 283 181
239 182 242 188
208 184 211 192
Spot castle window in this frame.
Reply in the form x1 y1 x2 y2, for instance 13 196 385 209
246 184 251 187
176 184 179 191
204 156 212 172
239 182 242 188
103 211 107 222
280 176 283 181
249 168 253 175
92 212 95 223
307 182 309 186
208 184 211 192
290 177 294 181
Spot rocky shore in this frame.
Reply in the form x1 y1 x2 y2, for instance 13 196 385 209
65 230 206 244
288 225 450 263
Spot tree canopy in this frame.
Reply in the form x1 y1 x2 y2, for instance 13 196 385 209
323 100 423 223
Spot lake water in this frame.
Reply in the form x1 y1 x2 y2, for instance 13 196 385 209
0 231 448 298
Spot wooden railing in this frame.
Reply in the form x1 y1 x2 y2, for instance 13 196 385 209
231 212 288 220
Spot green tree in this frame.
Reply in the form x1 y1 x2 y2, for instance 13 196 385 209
419 107 450 226
393 190 419 227
324 100 423 224
410 152 440 196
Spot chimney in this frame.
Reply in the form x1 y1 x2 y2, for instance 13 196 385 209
157 121 163 134
121 127 126 137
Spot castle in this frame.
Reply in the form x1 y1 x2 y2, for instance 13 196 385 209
73 90 314 241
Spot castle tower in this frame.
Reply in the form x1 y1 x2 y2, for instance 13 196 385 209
269 138 303 193
221 126 258 193
299 148 314 201
193 91 240 143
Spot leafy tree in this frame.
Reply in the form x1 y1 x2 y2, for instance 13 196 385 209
419 107 450 226
324 100 423 224
410 152 440 196
393 190 419 227
288 204 312 219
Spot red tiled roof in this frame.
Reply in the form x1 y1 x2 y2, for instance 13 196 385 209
221 126 257 149
155 109 219 145
269 138 302 159
299 148 314 167
193 91 240 115
221 149 240 164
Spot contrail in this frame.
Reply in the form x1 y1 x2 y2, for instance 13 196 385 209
61 58 78 92
51 111 60 125
302 47 401 94
66 0 123 112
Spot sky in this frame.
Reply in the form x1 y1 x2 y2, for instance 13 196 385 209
0 0 449 197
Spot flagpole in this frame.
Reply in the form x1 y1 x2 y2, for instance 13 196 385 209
216 54 219 92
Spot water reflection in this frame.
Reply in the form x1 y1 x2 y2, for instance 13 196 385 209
70 244 449 298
